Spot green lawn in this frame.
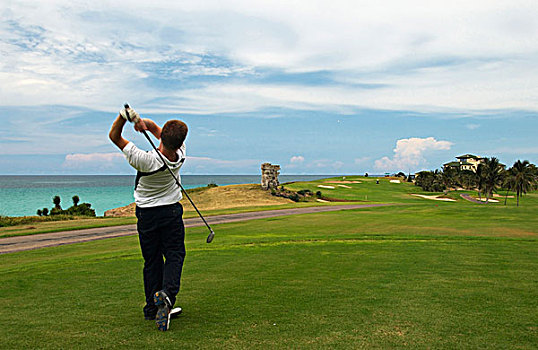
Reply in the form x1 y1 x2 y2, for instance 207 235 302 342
1 186 537 348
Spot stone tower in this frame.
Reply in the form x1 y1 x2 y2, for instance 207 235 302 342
261 163 280 190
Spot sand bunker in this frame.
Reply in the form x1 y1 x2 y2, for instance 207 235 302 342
477 198 499 203
316 199 330 203
325 180 361 184
493 194 514 198
317 185 335 189
411 194 456 202
337 185 351 188
390 180 401 183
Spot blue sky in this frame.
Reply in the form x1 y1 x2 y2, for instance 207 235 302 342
1 0 537 175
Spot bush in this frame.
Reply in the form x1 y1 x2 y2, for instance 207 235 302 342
43 195 96 217
207 183 218 188
289 193 300 202
297 189 313 196
65 203 96 217
316 191 322 198
37 209 42 216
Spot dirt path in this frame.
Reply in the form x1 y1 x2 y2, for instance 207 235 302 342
0 204 391 254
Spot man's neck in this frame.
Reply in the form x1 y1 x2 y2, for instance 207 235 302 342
158 144 178 162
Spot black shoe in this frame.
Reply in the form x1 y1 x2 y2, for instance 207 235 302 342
154 290 172 331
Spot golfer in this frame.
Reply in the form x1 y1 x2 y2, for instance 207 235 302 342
109 106 188 331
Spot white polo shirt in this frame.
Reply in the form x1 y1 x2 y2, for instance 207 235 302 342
122 142 186 208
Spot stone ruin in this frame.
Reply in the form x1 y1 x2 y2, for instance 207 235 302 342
261 163 280 190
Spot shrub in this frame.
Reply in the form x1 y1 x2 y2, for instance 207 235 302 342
316 191 322 198
207 183 218 188
37 209 42 216
53 195 62 210
66 203 96 217
297 189 313 196
289 193 300 202
42 208 49 216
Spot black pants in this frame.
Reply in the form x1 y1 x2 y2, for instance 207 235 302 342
135 203 186 318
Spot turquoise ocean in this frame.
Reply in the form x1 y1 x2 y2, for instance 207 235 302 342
0 175 329 217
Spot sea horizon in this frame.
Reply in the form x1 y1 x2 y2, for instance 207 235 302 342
0 174 350 217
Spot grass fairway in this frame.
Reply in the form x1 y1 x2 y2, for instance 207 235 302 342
1 193 537 349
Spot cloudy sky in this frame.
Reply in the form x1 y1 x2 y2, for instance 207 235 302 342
1 0 537 175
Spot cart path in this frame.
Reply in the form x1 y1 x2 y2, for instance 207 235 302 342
460 194 483 204
0 204 392 254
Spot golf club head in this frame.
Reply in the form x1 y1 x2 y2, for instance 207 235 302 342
206 229 215 243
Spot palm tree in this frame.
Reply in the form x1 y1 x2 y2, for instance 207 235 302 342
481 157 505 203
72 195 80 207
53 195 62 210
475 164 485 202
502 170 516 206
509 160 536 206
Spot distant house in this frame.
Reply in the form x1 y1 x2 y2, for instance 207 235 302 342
443 154 485 173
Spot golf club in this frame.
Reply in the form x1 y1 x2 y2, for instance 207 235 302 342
124 104 215 243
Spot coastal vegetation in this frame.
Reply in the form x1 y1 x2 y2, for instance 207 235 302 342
44 195 96 217
1 176 536 348
415 158 538 205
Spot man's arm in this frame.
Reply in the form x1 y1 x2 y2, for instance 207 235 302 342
135 118 162 139
109 115 129 150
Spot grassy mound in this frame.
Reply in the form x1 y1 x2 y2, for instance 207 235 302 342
105 184 293 217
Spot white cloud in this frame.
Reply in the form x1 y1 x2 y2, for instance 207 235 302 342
466 123 480 130
2 0 538 113
374 137 453 172
309 159 345 170
290 155 305 163
62 153 124 169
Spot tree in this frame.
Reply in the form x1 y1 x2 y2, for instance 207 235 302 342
37 209 42 216
415 170 444 192
72 195 80 207
475 164 485 202
440 168 457 194
508 160 536 207
481 157 505 203
53 195 62 210
457 170 476 190
42 208 49 216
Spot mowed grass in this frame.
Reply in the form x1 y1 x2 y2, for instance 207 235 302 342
1 196 537 349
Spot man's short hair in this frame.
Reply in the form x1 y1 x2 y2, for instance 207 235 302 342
161 120 188 150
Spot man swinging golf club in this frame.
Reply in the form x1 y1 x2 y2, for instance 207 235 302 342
109 105 188 331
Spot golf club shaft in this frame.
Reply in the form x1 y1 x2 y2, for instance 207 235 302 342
140 128 215 242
